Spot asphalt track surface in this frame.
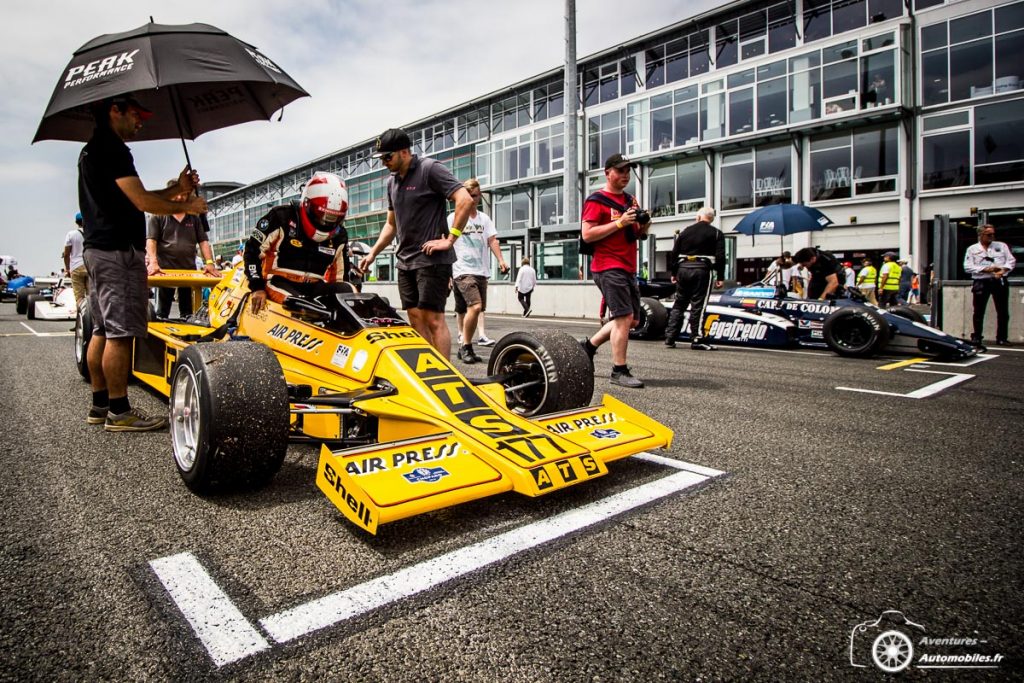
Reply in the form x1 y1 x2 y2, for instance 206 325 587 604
1 300 1021 682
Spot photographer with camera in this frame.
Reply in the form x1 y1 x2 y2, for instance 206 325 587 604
664 207 725 350
579 154 651 388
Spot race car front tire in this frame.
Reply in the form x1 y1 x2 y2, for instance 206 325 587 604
629 297 669 340
25 294 45 320
487 330 594 416
15 287 39 315
823 307 891 357
170 342 289 493
74 300 92 381
886 305 927 325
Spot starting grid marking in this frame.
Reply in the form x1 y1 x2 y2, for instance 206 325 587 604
837 353 998 399
149 453 725 668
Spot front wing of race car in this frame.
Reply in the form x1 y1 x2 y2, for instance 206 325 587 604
317 387 673 534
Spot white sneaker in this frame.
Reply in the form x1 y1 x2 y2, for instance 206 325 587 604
477 336 496 347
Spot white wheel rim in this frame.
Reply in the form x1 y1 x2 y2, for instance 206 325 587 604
871 630 913 673
74 315 84 364
171 365 201 472
491 343 550 416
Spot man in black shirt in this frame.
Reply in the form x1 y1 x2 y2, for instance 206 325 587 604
664 207 725 350
792 247 843 300
78 94 207 432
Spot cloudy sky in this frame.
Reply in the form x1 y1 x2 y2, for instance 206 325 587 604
2 0 715 274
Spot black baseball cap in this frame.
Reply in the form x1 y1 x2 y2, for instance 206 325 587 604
604 153 637 170
110 93 153 120
372 128 412 158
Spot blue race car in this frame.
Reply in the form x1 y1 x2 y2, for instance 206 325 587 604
637 285 979 360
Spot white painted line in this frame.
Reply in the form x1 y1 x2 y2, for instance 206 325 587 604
914 353 997 367
13 322 72 337
19 322 38 336
717 346 827 357
633 451 726 477
836 369 973 399
150 552 270 667
260 457 722 644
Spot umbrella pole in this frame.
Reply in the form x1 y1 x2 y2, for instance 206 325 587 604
169 87 192 170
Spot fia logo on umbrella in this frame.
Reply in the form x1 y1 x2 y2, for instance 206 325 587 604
758 220 775 233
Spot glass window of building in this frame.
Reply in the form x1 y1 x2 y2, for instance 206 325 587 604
922 119 971 190
974 98 1024 184
649 162 676 217
538 183 564 226
674 85 700 146
768 3 797 52
919 3 1024 105
810 124 898 200
789 52 822 122
626 99 649 156
534 123 565 175
740 10 768 60
588 109 626 170
535 240 580 280
757 63 788 129
804 0 833 43
753 145 792 206
700 80 725 141
721 149 753 210
677 157 706 214
716 18 739 69
729 84 755 135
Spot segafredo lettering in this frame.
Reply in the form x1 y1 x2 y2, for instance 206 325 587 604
707 318 769 341
267 323 323 351
64 51 139 89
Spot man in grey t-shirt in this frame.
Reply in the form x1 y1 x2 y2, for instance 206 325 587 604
359 128 475 358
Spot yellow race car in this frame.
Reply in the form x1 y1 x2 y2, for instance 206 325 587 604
74 269 673 534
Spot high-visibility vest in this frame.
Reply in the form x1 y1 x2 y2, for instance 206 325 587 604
881 263 901 291
857 265 877 288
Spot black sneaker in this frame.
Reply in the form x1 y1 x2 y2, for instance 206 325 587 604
579 338 596 359
691 341 716 351
996 339 1012 346
87 405 108 425
610 367 644 388
524 308 532 317
460 345 481 364
664 339 676 348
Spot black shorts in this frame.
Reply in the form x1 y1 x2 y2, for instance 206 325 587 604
397 264 452 312
593 268 640 320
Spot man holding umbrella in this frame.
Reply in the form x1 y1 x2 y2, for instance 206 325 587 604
79 94 207 432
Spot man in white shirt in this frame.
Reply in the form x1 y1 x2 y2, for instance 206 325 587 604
63 213 88 303
449 179 508 364
515 257 537 317
842 261 856 290
964 224 1016 346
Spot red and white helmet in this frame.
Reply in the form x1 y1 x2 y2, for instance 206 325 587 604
300 172 348 235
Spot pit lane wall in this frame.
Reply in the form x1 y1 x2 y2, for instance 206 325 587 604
936 281 1024 344
363 281 606 320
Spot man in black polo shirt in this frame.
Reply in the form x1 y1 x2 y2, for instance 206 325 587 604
79 94 207 432
358 128 475 358
792 247 844 300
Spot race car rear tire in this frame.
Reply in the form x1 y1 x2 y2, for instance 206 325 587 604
25 294 45 320
823 307 890 357
74 300 92 381
16 287 39 315
170 342 289 493
629 297 668 340
886 305 927 325
487 330 594 416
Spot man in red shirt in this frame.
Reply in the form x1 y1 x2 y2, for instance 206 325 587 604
579 154 650 388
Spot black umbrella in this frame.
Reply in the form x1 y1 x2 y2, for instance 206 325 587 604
33 21 308 163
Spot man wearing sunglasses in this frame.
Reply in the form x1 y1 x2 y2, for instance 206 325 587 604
359 128 475 358
964 224 1016 346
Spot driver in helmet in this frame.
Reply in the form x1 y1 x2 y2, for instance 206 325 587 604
244 171 354 313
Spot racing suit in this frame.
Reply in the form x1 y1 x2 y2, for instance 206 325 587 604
243 203 351 304
664 220 726 345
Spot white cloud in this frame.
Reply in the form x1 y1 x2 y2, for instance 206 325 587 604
1 0 707 274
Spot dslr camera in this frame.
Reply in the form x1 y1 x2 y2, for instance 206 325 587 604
633 208 651 226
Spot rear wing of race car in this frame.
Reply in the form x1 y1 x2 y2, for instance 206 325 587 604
316 394 673 534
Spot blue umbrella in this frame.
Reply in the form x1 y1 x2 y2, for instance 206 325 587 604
733 203 833 238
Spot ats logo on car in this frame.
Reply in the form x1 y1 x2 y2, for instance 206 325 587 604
403 467 450 484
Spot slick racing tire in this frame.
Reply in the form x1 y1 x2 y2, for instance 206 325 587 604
74 299 92 381
25 294 45 320
886 305 927 325
487 330 594 417
629 297 669 340
170 342 289 493
823 307 890 357
15 287 39 315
